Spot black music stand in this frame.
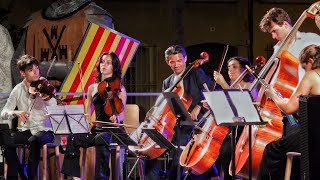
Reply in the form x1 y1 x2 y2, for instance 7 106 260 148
203 89 265 180
102 126 139 180
141 128 175 150
162 92 194 180
46 105 90 134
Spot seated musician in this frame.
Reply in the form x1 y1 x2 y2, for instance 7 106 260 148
145 45 219 180
0 55 57 179
211 56 257 180
257 44 320 180
61 52 127 179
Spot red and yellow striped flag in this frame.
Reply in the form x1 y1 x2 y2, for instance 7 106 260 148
60 23 140 104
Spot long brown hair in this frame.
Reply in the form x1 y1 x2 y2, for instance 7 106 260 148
94 52 122 83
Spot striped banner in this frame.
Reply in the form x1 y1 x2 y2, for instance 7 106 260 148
59 23 140 105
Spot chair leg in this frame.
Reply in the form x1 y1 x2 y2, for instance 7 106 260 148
54 146 63 180
284 152 301 180
138 157 144 180
81 148 87 179
41 144 48 180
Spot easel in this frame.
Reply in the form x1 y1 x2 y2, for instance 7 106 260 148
203 89 265 180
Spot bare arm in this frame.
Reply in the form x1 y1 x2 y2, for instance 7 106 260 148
213 71 229 89
266 71 313 114
86 84 94 124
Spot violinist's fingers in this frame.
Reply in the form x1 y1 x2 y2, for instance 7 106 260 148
18 112 29 123
109 115 117 123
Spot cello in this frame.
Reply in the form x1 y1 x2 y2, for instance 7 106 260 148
232 2 320 179
129 52 209 159
179 46 230 175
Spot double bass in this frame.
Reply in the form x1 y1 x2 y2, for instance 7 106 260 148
232 2 320 179
129 53 209 159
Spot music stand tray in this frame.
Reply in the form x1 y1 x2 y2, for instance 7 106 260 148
142 128 176 150
46 105 90 134
102 126 138 146
162 92 194 126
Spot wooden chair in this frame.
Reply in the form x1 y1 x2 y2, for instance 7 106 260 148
123 104 144 180
284 151 301 180
39 135 63 180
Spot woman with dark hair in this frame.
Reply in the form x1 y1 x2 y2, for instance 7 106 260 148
61 52 127 179
213 56 257 98
210 56 257 180
257 44 320 180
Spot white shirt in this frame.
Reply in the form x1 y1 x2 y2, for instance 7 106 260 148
1 81 57 135
274 31 320 82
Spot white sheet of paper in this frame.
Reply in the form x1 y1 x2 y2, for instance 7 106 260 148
228 91 260 123
203 91 235 124
203 90 260 125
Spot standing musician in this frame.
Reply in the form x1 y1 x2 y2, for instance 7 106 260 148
61 52 127 179
0 55 57 179
257 44 320 179
145 45 219 180
259 7 320 82
209 56 258 180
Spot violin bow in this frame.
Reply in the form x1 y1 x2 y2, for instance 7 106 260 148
46 56 56 78
213 45 229 89
77 62 90 129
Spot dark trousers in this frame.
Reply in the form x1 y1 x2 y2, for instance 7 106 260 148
257 119 300 180
61 132 111 179
1 130 54 179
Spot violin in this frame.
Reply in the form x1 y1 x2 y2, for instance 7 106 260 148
29 77 57 101
97 77 124 117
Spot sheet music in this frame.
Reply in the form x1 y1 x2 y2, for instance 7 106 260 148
228 91 261 123
47 105 90 134
203 91 236 124
203 90 262 125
